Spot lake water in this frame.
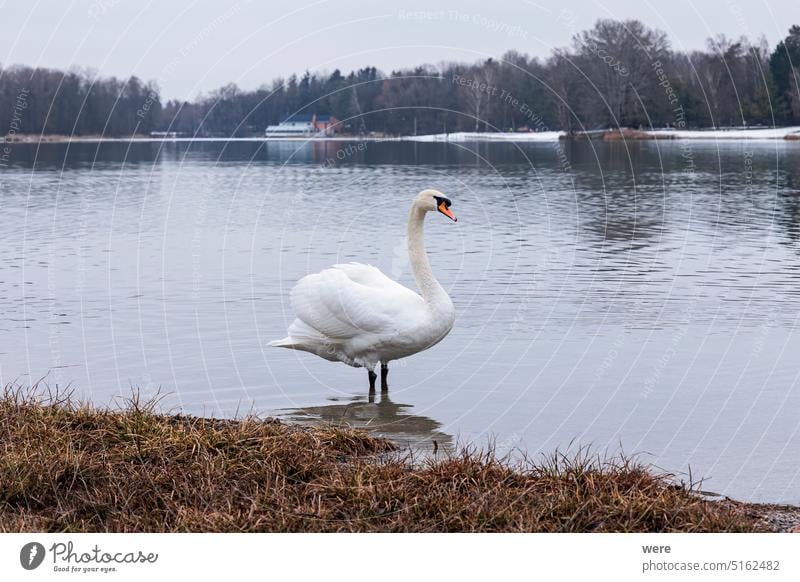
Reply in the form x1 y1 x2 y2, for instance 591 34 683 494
2 138 799 504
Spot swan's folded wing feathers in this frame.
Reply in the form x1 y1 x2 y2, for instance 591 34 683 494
290 270 363 339
333 262 425 300
290 265 420 341
332 262 404 290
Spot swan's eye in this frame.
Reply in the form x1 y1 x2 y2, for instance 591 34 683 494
434 196 451 208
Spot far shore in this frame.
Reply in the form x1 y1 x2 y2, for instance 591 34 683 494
3 126 800 146
1 387 798 533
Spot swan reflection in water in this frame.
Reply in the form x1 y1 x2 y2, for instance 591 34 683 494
279 392 452 452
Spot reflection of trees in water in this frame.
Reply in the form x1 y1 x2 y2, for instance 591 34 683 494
778 161 800 245
583 189 664 245
281 393 452 451
564 143 800 252
6 141 164 168
564 142 665 246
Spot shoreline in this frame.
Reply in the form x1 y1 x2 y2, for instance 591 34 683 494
3 126 800 145
1 389 797 533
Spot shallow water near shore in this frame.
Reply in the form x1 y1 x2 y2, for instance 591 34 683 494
2 138 799 504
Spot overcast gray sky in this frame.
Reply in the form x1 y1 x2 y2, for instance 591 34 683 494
1 0 797 100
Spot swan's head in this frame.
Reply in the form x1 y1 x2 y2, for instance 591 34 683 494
415 189 457 222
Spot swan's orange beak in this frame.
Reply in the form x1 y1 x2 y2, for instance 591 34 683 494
438 201 457 222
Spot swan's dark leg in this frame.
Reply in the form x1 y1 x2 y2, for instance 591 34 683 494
368 369 377 395
380 363 389 392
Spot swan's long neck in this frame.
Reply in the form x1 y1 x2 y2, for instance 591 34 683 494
408 204 449 307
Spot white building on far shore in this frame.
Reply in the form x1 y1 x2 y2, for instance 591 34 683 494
266 113 339 137
266 113 313 136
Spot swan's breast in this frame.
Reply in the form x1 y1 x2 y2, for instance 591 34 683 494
364 304 454 361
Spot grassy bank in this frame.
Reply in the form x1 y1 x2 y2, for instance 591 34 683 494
0 387 789 532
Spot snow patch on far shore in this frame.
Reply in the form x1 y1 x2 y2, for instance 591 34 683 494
644 126 800 140
402 131 565 142
404 127 800 142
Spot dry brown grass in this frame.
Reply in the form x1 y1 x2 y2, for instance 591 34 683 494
0 386 765 532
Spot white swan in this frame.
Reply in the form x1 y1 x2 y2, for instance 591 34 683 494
270 189 457 393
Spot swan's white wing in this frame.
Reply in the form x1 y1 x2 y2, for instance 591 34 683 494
290 263 423 340
330 262 409 291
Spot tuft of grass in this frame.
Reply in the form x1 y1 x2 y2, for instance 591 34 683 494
0 385 769 532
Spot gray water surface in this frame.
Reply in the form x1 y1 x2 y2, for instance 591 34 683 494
2 139 799 503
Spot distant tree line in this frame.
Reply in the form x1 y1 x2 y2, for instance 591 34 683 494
2 20 799 137
0 66 161 136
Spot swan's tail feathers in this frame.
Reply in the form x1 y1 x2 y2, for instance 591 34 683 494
268 336 318 355
269 319 333 355
268 337 297 348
